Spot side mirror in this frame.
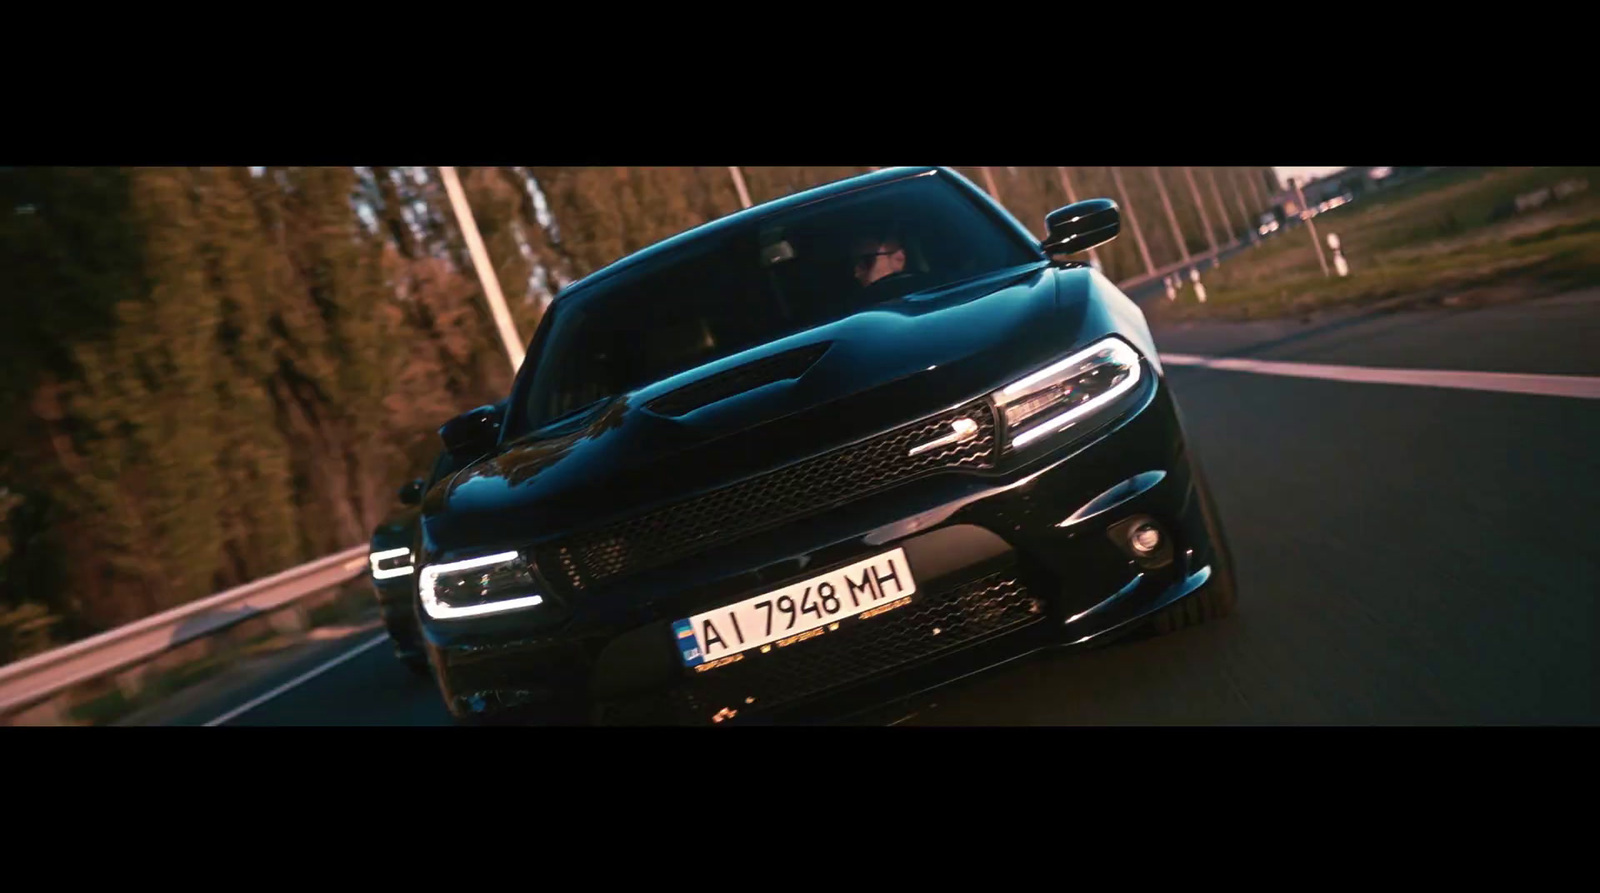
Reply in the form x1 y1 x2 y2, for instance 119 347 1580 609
397 478 424 506
1041 198 1120 260
439 403 504 461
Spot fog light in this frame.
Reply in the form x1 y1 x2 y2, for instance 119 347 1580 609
1130 523 1162 555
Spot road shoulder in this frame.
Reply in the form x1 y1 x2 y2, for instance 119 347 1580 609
115 619 387 726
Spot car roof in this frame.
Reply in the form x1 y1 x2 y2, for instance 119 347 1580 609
549 166 946 302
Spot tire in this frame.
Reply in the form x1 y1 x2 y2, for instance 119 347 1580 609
1149 452 1238 636
455 702 584 727
1149 568 1236 635
396 647 431 677
454 710 518 727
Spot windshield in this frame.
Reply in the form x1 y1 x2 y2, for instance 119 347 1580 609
512 172 1040 435
427 447 470 488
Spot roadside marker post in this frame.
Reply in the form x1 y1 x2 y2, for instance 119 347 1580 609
1329 233 1349 277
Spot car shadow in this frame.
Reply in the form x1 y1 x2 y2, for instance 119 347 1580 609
1219 305 1417 359
167 606 263 648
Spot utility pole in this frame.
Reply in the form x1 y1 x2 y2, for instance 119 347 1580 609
728 166 753 209
1054 166 1102 269
1292 177 1331 277
1109 167 1156 279
438 166 525 375
1204 166 1243 244
1152 168 1201 302
1244 167 1269 212
1261 168 1282 199
979 166 1001 201
1229 167 1260 239
1182 166 1221 256
1150 167 1191 267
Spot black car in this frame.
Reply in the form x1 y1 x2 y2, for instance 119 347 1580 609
369 498 424 672
411 166 1236 725
368 444 493 673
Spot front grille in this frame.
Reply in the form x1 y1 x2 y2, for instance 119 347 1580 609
546 399 997 591
600 570 1043 725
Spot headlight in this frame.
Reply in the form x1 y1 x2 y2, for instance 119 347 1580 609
992 337 1144 450
370 547 414 579
419 550 546 620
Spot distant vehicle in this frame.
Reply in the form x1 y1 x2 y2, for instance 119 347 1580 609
409 166 1236 725
367 415 503 673
369 491 426 673
1258 212 1281 236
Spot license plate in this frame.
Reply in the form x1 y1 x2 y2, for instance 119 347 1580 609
673 548 917 671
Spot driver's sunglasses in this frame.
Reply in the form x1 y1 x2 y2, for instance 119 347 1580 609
853 250 895 270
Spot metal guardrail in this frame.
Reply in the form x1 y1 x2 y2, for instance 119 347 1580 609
0 545 370 717
1116 241 1243 293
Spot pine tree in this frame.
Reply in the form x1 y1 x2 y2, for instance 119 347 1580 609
1 167 144 634
188 166 299 584
40 166 229 621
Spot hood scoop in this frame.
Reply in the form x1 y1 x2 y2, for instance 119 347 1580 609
645 341 832 417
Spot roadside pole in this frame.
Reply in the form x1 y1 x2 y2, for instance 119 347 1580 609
1245 168 1269 212
1055 166 1102 269
1182 166 1221 259
1293 177 1332 276
979 166 1001 201
1109 166 1157 279
1205 167 1244 245
1151 167 1194 296
728 166 753 209
438 166 525 375
1151 167 1191 267
1228 168 1260 243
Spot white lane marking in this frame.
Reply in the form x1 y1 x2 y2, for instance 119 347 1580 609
203 633 393 727
1160 353 1600 400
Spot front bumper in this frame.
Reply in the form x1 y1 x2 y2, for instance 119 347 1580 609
419 372 1232 725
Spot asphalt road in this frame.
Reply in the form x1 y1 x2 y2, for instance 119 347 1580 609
157 286 1600 726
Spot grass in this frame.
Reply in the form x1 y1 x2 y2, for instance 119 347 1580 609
1151 167 1600 321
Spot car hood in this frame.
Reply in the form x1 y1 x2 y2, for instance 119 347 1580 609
424 263 1096 552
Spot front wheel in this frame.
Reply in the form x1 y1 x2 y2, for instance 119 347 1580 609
1150 451 1238 636
1149 569 1237 635
396 646 431 677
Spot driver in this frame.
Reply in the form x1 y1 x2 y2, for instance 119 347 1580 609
848 226 908 288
